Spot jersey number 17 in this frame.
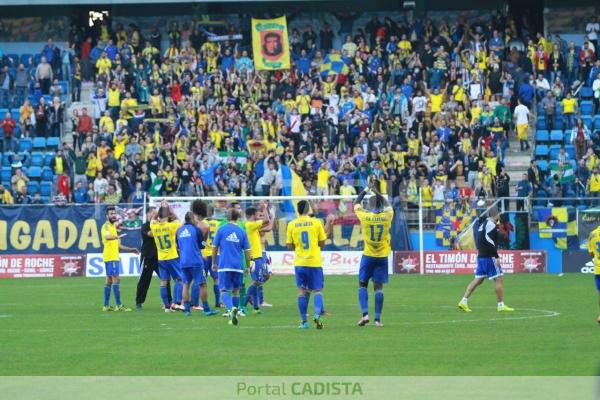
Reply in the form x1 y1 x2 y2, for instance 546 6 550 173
370 224 384 241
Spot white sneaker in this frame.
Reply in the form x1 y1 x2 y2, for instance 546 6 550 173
260 302 273 307
222 311 231 318
175 304 185 311
237 310 247 317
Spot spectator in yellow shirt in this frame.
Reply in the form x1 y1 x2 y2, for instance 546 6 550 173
95 52 112 77
561 92 577 130
316 163 331 196
120 92 138 119
98 110 115 134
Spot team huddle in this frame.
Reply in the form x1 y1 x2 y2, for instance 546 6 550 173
99 184 397 328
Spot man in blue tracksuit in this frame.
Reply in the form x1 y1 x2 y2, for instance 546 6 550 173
176 211 218 317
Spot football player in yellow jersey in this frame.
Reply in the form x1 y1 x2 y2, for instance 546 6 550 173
243 203 275 314
353 184 394 327
101 206 139 312
586 224 600 324
198 205 221 309
150 201 183 312
286 200 335 329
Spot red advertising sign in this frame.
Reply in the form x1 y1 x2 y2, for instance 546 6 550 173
394 251 546 274
0 254 86 278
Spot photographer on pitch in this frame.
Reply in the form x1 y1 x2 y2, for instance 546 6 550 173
136 206 172 310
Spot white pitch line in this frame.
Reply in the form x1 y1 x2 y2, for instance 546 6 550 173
1 308 560 333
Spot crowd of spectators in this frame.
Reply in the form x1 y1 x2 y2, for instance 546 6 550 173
0 9 599 208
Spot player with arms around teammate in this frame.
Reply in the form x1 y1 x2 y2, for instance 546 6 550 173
199 205 221 309
101 206 139 312
354 186 394 327
176 211 219 317
586 222 600 324
458 207 514 312
287 200 335 329
244 202 275 314
212 208 253 326
150 201 183 312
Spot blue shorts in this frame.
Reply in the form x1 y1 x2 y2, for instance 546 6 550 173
595 275 600 292
203 256 218 280
181 266 205 285
250 257 266 283
359 255 389 284
262 252 272 275
294 267 324 291
475 257 503 280
159 259 182 281
218 270 243 291
104 260 121 277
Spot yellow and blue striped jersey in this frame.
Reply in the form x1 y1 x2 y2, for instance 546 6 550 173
101 221 120 262
286 216 326 268
354 204 394 258
150 220 181 261
201 218 220 257
587 226 600 275
245 220 264 259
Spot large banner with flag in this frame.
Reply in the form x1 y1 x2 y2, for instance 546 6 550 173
251 16 291 70
0 204 142 254
535 207 579 250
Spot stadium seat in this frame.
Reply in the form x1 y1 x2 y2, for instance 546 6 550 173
537 160 548 172
46 137 60 149
0 167 11 182
535 130 549 143
27 166 41 180
554 116 563 130
21 166 27 175
18 152 30 166
32 137 46 150
2 152 13 166
44 152 55 167
535 145 549 159
549 145 562 160
27 181 40 195
565 145 576 159
549 130 563 144
30 151 44 167
6 54 18 66
580 101 593 116
41 167 53 182
40 181 52 196
33 54 41 65
536 118 546 130
18 137 33 153
40 196 50 204
595 116 600 130
58 81 69 94
20 54 33 67
582 116 593 130
580 86 594 99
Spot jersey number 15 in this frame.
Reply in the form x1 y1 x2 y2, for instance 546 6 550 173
157 234 172 250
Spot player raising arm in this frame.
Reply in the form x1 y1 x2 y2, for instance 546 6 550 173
354 185 394 327
150 200 183 312
586 222 600 324
198 205 221 309
101 206 139 312
244 202 274 314
286 200 335 329
212 208 253 326
458 207 514 313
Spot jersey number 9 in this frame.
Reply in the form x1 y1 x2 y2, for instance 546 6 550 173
301 231 309 250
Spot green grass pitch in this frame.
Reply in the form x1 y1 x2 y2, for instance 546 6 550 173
1 274 598 375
